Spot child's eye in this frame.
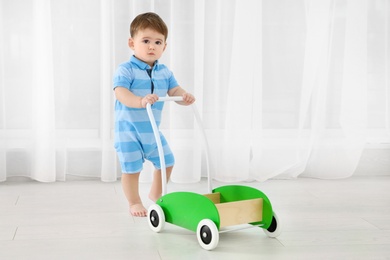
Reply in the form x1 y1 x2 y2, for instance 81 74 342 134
155 41 162 45
142 39 150 44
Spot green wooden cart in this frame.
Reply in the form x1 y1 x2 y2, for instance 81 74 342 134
146 98 281 250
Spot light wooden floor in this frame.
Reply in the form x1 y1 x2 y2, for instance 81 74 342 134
1 176 390 259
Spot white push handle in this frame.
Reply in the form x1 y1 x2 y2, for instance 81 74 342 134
146 102 167 196
146 96 212 196
157 96 183 102
147 96 183 196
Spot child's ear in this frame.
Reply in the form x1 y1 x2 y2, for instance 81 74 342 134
128 38 135 50
163 42 167 52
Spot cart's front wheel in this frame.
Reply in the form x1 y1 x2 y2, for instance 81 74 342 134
147 204 165 233
196 219 219 250
263 212 282 238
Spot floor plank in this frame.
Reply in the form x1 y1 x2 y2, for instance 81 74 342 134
0 176 390 259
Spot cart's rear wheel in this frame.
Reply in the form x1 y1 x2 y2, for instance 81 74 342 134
147 204 165 233
263 212 282 238
196 219 219 250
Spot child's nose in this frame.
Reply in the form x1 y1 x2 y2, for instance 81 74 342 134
149 44 155 50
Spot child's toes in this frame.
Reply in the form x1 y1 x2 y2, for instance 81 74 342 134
130 204 147 217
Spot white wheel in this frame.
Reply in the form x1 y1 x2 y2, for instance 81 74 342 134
196 219 219 250
263 212 282 238
147 204 165 233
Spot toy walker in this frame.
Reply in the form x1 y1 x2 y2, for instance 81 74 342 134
146 97 281 250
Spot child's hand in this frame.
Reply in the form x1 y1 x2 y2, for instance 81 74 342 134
141 94 159 108
182 92 195 105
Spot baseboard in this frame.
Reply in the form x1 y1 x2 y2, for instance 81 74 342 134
354 147 390 176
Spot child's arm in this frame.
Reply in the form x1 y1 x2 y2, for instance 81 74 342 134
168 86 195 106
114 87 158 108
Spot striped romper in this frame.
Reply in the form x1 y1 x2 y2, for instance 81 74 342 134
113 55 178 174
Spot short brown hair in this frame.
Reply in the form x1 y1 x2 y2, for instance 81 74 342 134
130 12 168 40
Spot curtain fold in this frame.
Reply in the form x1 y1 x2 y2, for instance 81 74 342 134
216 0 261 182
100 0 117 182
301 0 368 178
31 0 56 182
0 0 5 182
0 0 388 183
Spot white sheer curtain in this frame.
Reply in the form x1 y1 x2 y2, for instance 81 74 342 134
0 0 389 183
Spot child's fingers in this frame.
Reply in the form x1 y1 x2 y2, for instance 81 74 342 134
142 94 159 107
183 93 195 104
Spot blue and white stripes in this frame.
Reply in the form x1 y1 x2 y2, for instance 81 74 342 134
113 56 178 173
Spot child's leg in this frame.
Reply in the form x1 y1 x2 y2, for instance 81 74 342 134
121 173 147 217
149 166 173 202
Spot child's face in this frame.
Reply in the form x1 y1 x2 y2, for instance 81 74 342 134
128 28 167 67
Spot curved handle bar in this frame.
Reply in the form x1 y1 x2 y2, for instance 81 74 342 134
157 96 183 102
146 96 212 196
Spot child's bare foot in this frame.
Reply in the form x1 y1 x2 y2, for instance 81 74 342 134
129 203 147 217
